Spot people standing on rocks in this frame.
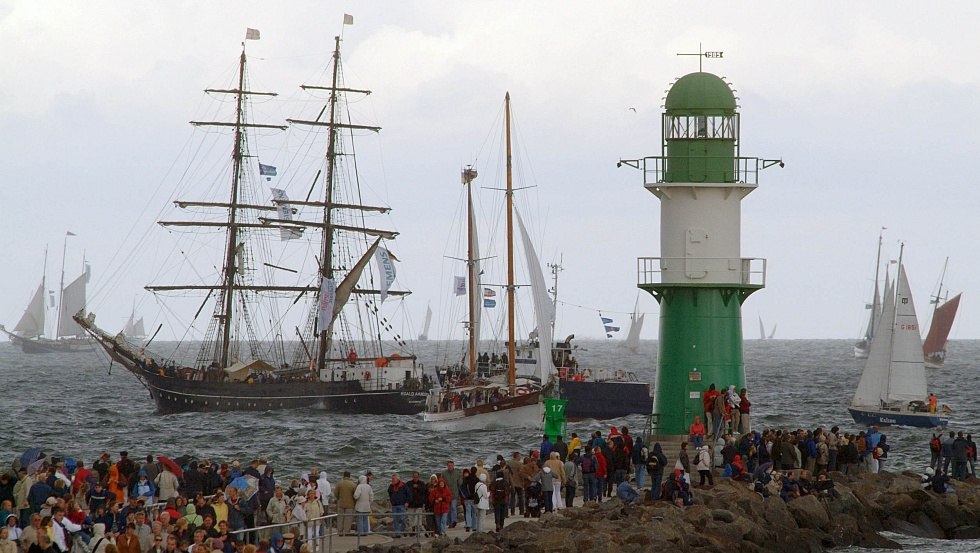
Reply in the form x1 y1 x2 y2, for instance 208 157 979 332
563 452 578 508
677 442 692 475
952 432 969 480
474 474 490 532
506 452 525 517
694 446 714 488
387 473 409 538
703 384 719 438
593 447 608 503
738 388 751 434
543 453 565 511
428 477 451 535
440 461 462 530
646 443 668 500
531 467 555 513
352 475 372 536
405 472 427 537
580 448 598 503
490 471 508 532
942 430 956 476
711 387 727 440
458 468 476 532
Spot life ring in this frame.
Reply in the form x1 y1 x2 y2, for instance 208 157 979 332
582 368 593 380
364 371 372 381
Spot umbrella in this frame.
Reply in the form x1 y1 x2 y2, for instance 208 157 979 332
230 475 259 500
19 448 44 470
27 458 46 475
157 456 184 480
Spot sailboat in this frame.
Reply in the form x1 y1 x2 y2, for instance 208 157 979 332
121 309 147 341
623 299 645 352
418 303 432 341
757 316 776 340
848 246 948 428
422 94 547 431
854 228 885 358
1 242 94 354
923 258 961 369
73 30 428 414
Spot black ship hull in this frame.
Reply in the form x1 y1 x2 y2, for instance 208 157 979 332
559 379 653 421
2 330 94 354
143 371 426 415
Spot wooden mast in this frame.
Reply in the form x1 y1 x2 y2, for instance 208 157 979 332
215 47 248 369
464 167 478 376
316 35 343 375
505 92 516 396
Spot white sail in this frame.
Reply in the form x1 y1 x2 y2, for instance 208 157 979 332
885 264 928 403
13 282 46 337
758 316 766 340
767 324 777 340
515 208 555 382
468 200 482 354
123 312 146 338
852 275 894 407
57 269 88 338
133 317 146 338
624 300 644 352
419 303 432 340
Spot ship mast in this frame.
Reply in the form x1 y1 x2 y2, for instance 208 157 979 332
55 233 71 340
869 227 885 341
505 93 516 396
463 166 479 376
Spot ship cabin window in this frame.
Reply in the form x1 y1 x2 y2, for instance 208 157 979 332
667 115 737 140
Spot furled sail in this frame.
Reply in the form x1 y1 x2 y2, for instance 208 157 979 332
419 303 432 340
515 208 554 382
57 270 88 338
14 282 46 337
468 199 482 354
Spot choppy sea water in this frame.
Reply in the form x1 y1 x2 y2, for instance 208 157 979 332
2 339 978 552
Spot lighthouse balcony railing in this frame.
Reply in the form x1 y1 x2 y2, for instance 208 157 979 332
619 155 763 186
637 257 766 287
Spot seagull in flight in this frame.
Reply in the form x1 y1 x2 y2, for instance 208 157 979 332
628 107 637 112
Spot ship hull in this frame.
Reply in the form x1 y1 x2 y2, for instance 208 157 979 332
848 407 948 429
2 330 94 354
144 372 425 415
422 391 543 431
559 379 653 421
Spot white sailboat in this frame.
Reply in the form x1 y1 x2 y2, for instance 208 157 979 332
854 228 885 358
121 309 147 340
423 94 548 431
923 258 961 369
623 299 645 352
1 241 94 353
418 303 433 341
848 246 948 428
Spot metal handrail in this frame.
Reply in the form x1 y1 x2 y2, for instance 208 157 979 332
228 510 432 553
637 256 766 287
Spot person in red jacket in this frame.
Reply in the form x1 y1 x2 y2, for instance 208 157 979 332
428 477 452 535
72 461 95 494
593 447 608 503
703 384 719 438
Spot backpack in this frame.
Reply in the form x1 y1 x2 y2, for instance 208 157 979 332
930 436 941 453
581 454 596 474
492 480 507 505
638 447 649 464
646 454 660 473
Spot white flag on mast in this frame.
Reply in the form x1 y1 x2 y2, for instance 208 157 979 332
317 277 336 330
245 28 261 40
454 276 466 297
343 14 354 25
374 247 396 303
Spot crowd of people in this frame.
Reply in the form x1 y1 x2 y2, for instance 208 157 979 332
2 410 975 553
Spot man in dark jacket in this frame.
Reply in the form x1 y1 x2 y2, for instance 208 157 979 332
611 442 630 486
552 436 569 462
405 472 427 536
952 431 969 480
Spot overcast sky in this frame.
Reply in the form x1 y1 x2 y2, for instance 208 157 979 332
2 1 978 343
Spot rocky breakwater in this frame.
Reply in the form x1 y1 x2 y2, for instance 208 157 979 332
357 471 980 553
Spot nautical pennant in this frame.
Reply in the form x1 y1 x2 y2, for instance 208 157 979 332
600 313 620 338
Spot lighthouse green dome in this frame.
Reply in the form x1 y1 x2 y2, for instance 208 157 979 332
665 72 736 115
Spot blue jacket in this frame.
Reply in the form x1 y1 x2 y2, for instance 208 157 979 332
616 481 640 503
540 439 553 459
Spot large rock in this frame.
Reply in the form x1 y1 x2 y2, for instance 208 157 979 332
786 495 830 530
763 497 798 531
952 525 980 539
907 510 948 539
826 513 861 547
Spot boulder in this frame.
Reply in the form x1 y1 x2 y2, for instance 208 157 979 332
907 510 948 539
826 513 861 547
952 525 980 539
786 495 830 530
763 497 798 531
711 509 736 523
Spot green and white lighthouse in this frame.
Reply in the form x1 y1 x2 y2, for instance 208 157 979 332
620 64 781 437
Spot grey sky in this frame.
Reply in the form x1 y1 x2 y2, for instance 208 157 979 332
1 2 977 341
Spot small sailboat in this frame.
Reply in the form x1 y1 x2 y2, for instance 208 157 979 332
418 303 433 341
848 246 948 428
854 228 885 358
423 94 547 431
623 299 645 352
1 241 94 354
757 316 776 340
923 258 961 369
121 308 147 341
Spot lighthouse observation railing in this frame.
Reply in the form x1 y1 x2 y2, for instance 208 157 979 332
618 156 764 185
637 257 766 287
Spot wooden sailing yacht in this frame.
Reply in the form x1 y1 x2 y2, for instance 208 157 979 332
854 228 885 359
73 30 428 414
2 240 94 354
923 258 962 369
848 245 948 428
423 94 546 431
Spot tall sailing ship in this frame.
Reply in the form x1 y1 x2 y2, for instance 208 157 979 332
423 94 547 431
2 241 94 354
922 258 962 369
74 31 427 414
